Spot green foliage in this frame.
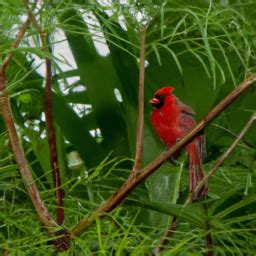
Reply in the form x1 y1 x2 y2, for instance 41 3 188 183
1 0 256 255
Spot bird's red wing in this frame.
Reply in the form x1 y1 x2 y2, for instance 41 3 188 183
177 99 206 160
177 99 195 116
176 99 196 133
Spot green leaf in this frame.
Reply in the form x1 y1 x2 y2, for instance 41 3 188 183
52 92 103 167
60 9 130 157
145 162 183 227
126 198 205 228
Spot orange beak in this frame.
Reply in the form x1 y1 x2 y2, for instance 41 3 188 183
149 98 160 104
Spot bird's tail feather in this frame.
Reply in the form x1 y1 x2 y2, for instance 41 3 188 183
187 137 208 200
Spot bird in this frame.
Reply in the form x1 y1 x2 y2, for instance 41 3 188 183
149 86 207 200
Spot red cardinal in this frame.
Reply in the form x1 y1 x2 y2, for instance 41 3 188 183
149 86 207 200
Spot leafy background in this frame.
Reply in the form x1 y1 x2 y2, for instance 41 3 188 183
0 0 256 255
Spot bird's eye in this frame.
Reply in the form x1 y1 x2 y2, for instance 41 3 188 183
155 94 165 102
153 94 165 109
155 94 165 101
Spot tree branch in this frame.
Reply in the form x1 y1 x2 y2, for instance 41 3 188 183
45 57 64 225
3 248 8 256
132 29 146 174
0 17 58 230
151 217 177 256
23 0 64 225
185 111 256 206
71 74 256 237
153 112 256 255
1 17 31 74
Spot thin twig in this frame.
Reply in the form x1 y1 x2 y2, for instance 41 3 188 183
211 123 254 149
23 0 64 225
3 248 8 256
23 0 44 35
151 217 177 256
71 75 256 237
206 232 213 256
184 112 256 206
132 29 146 174
152 112 256 255
0 17 57 229
2 17 31 74
203 204 213 256
45 57 64 225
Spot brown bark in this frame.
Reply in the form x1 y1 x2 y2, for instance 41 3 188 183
23 0 64 225
132 29 146 174
45 57 64 225
185 112 256 206
72 75 256 236
0 73 57 229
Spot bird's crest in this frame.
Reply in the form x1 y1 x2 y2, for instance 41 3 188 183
154 86 174 97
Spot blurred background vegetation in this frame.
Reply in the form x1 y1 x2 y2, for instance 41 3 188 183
1 0 256 255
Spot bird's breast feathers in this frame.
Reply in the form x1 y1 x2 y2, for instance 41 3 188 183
151 105 181 147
